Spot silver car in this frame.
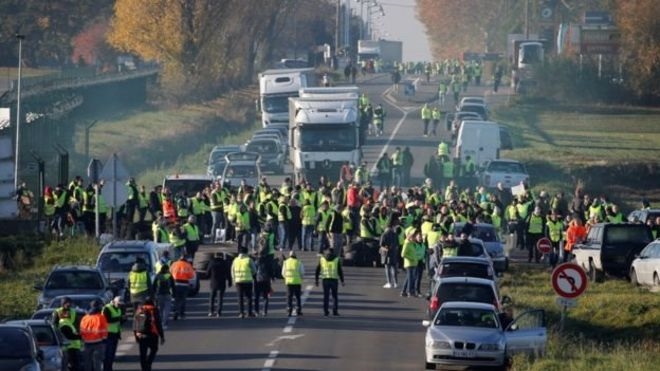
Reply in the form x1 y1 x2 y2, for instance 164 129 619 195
630 239 660 286
455 223 509 273
423 302 547 370
6 319 66 371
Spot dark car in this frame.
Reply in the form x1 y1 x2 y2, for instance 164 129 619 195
5 319 66 371
0 323 44 371
34 265 116 309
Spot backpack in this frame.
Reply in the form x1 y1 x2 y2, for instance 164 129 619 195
133 306 155 335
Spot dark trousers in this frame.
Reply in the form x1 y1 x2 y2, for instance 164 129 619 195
65 348 81 371
137 336 159 371
287 284 302 314
208 287 226 315
254 281 271 314
236 282 253 315
236 229 250 251
185 241 199 261
527 233 542 263
173 284 189 318
423 119 430 135
288 226 302 250
415 261 425 295
322 279 339 315
104 332 120 371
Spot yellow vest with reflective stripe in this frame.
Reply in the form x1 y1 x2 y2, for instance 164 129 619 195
320 257 339 279
58 320 82 350
528 214 544 234
233 256 253 283
129 271 148 294
317 210 330 232
103 304 122 334
427 230 441 248
183 223 200 241
302 205 316 226
278 204 292 222
235 211 250 231
546 220 563 242
283 258 302 285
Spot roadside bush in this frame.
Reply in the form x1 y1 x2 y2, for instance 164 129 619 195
0 236 44 271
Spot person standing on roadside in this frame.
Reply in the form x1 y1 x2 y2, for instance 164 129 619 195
207 252 232 317
400 230 419 297
315 247 345 316
133 298 165 371
153 264 175 328
232 247 257 318
254 251 273 317
57 301 82 371
283 250 305 316
79 299 108 371
379 220 400 289
128 258 152 313
102 296 125 371
170 255 194 320
421 104 433 137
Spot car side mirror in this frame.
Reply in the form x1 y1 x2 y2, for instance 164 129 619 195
422 320 431 327
501 295 512 305
33 282 43 290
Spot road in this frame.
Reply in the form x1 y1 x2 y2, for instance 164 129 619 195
112 73 513 371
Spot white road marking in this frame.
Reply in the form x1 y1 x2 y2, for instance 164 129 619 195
262 350 279 370
283 325 293 333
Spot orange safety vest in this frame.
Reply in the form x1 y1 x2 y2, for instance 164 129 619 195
162 199 176 221
80 313 108 343
170 260 195 282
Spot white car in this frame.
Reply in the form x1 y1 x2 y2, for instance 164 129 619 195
480 159 530 189
423 302 547 370
457 96 487 111
630 239 660 286
427 276 506 319
221 152 262 188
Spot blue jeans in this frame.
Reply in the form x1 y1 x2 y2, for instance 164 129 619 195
385 264 398 286
302 225 314 250
402 267 417 295
278 222 288 250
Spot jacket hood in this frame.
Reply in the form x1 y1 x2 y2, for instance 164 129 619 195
324 251 337 260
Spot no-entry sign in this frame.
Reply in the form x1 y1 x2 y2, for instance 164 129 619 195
551 263 588 299
536 237 552 254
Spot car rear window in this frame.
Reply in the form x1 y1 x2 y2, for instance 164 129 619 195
98 252 151 273
439 263 491 279
0 329 32 358
487 161 524 173
436 283 496 304
45 271 104 290
605 226 653 245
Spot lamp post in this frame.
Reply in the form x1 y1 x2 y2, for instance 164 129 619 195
13 33 24 192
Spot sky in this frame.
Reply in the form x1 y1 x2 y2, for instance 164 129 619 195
351 0 433 62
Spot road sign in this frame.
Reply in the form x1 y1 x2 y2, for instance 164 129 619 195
555 297 577 309
552 263 588 299
99 154 130 208
537 237 553 254
87 158 102 183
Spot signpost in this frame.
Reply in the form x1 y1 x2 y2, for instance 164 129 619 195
536 237 553 255
551 263 588 331
99 154 130 239
87 158 102 239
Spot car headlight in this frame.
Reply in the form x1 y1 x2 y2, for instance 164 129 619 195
426 339 451 349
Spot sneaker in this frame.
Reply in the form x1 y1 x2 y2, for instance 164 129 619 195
400 292 408 297
393 283 398 288
239 313 246 319
248 312 256 318
383 283 392 289
423 134 428 137
208 312 214 317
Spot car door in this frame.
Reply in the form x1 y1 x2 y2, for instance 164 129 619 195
641 244 659 284
504 309 547 356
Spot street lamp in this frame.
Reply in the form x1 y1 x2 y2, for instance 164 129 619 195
13 33 24 192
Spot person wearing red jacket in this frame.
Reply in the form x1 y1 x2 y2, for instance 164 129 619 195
564 217 587 262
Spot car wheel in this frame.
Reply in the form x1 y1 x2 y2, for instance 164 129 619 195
588 262 597 282
630 267 639 286
654 273 660 287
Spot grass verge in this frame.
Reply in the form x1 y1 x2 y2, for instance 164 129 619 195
501 264 660 371
0 237 100 320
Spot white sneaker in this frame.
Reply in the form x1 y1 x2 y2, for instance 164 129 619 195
383 283 392 289
393 283 398 288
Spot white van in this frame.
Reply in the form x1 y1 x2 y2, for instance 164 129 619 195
455 121 501 168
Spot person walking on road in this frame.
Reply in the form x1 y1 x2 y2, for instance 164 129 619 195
400 230 419 297
421 104 433 137
102 296 125 371
232 247 257 318
379 220 400 289
133 298 165 371
207 252 232 317
80 299 108 371
254 251 273 316
283 250 305 316
56 299 82 371
315 247 345 316
170 255 195 320
153 264 175 328
128 258 152 313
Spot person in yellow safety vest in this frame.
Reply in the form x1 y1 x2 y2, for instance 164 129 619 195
421 103 433 137
606 204 624 224
315 201 331 251
359 93 369 111
301 199 316 251
461 155 477 177
438 80 448 105
441 156 454 188
426 223 443 251
341 206 353 245
57 302 83 371
437 139 449 157
182 215 201 261
491 206 503 236
234 203 251 252
526 206 545 264
175 193 190 220
128 258 152 312
391 147 404 188
315 248 345 316
137 185 149 223
168 223 186 260
452 79 461 103
413 229 427 297
420 215 434 240
545 211 564 268
102 296 125 371
359 209 378 242
277 196 292 250
231 247 257 318
282 250 305 316
400 229 420 297
431 106 441 136
152 213 169 243
355 161 369 185
225 195 239 242
190 191 210 229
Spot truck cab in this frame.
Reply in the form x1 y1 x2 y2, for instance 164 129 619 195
258 68 316 128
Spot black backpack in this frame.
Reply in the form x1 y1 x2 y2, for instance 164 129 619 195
133 306 154 335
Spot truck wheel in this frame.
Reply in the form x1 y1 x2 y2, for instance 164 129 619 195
588 262 603 283
630 268 639 286
654 273 660 287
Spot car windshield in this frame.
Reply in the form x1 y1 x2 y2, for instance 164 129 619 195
461 105 487 117
210 150 236 164
163 179 211 196
295 125 356 151
247 141 279 154
48 297 97 310
45 271 104 290
605 226 653 245
487 161 524 173
30 325 57 346
434 308 499 328
440 263 491 279
98 252 151 273
224 164 257 179
436 283 496 305
472 226 498 242
262 94 295 114
0 329 32 358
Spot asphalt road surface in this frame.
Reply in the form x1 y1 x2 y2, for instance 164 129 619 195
112 74 514 371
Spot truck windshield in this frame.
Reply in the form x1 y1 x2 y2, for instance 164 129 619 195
262 94 296 114
604 226 653 245
520 44 542 64
295 125 357 151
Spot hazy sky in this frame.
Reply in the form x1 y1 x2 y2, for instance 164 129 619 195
351 0 433 62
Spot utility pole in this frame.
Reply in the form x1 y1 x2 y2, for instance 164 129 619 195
336 0 341 56
13 34 24 192
524 0 530 39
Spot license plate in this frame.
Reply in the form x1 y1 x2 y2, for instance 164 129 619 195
453 350 476 358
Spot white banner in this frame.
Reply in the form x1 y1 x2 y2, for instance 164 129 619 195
0 108 10 130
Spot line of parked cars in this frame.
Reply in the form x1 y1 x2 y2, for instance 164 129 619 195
423 222 547 370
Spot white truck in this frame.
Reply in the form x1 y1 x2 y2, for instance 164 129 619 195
257 68 317 128
288 93 362 184
357 39 403 70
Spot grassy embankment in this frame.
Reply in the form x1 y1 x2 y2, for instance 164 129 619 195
502 265 660 371
492 103 660 209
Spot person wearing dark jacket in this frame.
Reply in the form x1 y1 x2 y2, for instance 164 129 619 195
328 204 345 252
379 221 399 288
148 185 162 220
287 198 302 250
152 265 175 328
206 252 232 317
133 298 165 371
315 248 345 316
254 253 273 316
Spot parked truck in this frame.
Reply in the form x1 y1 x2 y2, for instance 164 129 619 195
572 223 653 282
507 34 545 93
357 39 402 71
288 93 362 184
257 68 317 128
